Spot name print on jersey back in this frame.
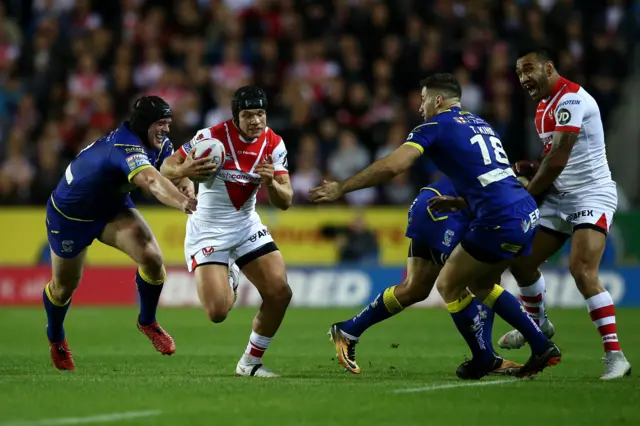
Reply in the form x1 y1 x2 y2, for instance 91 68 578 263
178 119 288 228
404 107 528 219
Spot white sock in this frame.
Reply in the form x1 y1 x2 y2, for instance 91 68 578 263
518 275 547 326
243 331 272 364
585 291 621 353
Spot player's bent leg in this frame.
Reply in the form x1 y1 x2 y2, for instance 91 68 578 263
194 262 235 323
45 249 88 371
443 239 560 378
234 245 291 378
499 227 566 349
570 226 631 379
99 208 175 355
332 248 442 374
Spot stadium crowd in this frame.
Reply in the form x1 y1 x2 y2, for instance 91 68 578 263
0 0 636 206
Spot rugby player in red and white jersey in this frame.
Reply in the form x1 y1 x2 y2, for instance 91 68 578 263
500 47 631 379
161 86 293 377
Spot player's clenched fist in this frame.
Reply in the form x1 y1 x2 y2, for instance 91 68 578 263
512 160 539 179
181 149 219 180
182 197 198 214
255 154 275 185
309 180 342 203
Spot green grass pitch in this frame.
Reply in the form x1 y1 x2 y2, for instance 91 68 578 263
0 307 639 426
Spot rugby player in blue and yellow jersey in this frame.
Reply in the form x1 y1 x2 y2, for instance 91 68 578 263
329 176 523 379
44 96 215 371
310 74 562 378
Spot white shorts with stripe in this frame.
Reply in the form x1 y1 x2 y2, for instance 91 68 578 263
184 217 274 272
538 181 617 235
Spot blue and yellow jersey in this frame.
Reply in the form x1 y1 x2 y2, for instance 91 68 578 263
51 122 174 221
404 107 528 219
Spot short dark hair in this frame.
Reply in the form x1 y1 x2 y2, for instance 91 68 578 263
419 74 461 100
517 45 554 63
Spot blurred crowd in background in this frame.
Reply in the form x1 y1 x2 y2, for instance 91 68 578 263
0 0 637 207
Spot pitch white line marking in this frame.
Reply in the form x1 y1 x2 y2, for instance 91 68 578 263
2 410 162 426
392 379 517 393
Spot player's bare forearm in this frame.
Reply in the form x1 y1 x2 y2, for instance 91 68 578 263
160 154 186 180
266 175 293 210
133 168 188 211
526 131 578 196
339 144 419 194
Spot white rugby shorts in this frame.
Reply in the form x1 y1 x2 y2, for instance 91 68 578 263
538 182 617 235
184 217 275 272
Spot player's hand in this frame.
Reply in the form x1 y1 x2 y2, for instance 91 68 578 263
427 195 466 213
181 149 219 180
512 160 539 178
255 154 275 185
308 180 343 203
181 196 198 214
176 178 195 198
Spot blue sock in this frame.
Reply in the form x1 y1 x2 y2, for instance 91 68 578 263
43 282 71 342
447 293 494 363
480 304 496 355
484 285 548 353
136 267 165 326
340 286 404 338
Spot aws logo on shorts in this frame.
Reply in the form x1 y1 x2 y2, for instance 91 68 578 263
249 228 270 243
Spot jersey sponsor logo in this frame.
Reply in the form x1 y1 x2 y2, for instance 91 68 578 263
454 117 466 124
237 150 258 156
125 146 145 154
126 153 151 171
218 170 261 184
406 132 414 140
557 108 571 125
282 154 288 169
249 227 270 243
558 99 580 108
567 209 594 222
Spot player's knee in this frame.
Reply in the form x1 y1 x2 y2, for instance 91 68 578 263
50 278 78 303
202 299 231 323
263 280 292 306
509 263 541 286
569 258 599 292
204 306 229 323
139 246 164 279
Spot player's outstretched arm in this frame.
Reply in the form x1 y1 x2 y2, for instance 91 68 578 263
309 144 420 203
132 167 197 214
526 131 578 196
160 151 218 181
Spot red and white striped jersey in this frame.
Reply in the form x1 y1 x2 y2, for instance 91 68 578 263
178 120 288 227
534 76 612 191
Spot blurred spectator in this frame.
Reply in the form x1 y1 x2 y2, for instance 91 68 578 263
0 0 633 206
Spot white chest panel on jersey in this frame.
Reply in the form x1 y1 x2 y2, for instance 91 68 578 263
535 81 613 192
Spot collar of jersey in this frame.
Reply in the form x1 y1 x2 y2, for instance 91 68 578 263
543 76 569 102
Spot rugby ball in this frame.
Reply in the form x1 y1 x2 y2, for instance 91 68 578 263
189 137 226 183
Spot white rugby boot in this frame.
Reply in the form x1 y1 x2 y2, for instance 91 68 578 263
498 319 555 350
235 355 279 377
600 351 631 380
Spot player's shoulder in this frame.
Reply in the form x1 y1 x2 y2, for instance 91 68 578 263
265 127 284 146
